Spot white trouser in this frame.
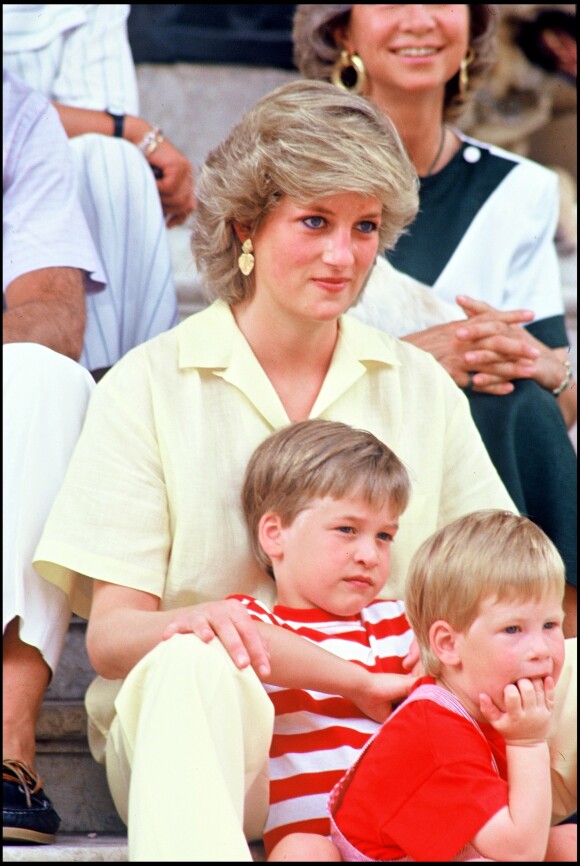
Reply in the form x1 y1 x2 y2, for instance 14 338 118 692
70 135 179 372
86 635 274 862
2 343 95 672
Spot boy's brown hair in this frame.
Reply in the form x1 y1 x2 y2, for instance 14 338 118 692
242 419 411 577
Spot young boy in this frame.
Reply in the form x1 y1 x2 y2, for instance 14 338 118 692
226 418 419 858
324 509 571 863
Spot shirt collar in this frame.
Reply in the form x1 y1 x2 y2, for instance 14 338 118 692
177 300 401 426
177 300 401 371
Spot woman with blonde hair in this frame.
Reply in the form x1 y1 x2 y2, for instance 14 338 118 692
33 80 516 860
293 4 577 637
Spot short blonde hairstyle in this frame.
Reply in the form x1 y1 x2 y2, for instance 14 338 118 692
292 5 498 122
192 79 419 304
404 510 566 676
241 419 411 577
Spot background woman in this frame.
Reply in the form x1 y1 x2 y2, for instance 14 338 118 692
293 3 577 636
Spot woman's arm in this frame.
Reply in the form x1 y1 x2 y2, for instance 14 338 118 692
164 608 416 723
456 296 576 428
89 583 413 718
86 583 270 680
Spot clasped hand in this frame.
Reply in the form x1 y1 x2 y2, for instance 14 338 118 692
409 295 549 394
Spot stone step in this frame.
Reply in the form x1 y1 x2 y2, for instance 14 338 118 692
45 617 94 702
33 614 125 836
3 835 128 862
32 701 267 857
3 835 266 862
34 700 124 836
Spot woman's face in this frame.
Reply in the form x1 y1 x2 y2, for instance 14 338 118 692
246 191 382 325
340 5 470 100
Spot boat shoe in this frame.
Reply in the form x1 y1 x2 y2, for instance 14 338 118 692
3 759 60 844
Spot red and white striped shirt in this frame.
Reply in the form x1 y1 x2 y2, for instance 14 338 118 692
229 594 413 855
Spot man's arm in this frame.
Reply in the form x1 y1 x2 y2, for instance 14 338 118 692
4 268 86 361
53 104 195 227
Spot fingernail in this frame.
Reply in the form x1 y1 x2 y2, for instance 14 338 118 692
237 655 249 667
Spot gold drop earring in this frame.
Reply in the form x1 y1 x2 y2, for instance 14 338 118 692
238 238 254 276
459 49 475 94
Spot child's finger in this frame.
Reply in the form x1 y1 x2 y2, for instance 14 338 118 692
479 692 502 724
543 675 556 710
503 681 525 713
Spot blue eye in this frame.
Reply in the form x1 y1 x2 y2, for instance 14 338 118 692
377 532 393 542
504 625 519 634
358 221 378 234
337 526 354 534
303 216 326 229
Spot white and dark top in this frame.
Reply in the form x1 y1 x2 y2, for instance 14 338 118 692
386 131 567 349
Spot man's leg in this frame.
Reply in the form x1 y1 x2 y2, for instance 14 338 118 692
70 135 179 373
3 344 94 842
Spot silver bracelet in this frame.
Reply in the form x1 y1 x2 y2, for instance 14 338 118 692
552 359 572 397
137 125 164 157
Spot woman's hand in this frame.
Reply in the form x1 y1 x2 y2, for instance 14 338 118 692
403 295 538 391
162 598 271 676
457 297 576 424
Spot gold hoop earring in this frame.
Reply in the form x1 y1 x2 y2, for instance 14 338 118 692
459 49 475 94
331 50 366 94
238 238 254 276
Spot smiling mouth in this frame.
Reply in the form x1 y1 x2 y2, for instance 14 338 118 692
393 47 439 57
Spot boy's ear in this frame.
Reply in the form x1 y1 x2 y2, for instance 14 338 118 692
258 512 284 562
429 620 461 667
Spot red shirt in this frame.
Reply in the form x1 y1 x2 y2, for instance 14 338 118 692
334 677 508 861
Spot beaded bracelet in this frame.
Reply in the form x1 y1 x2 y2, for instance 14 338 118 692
137 126 164 157
552 359 572 397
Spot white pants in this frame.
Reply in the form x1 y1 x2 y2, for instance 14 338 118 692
2 343 95 672
86 635 274 862
70 135 179 373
